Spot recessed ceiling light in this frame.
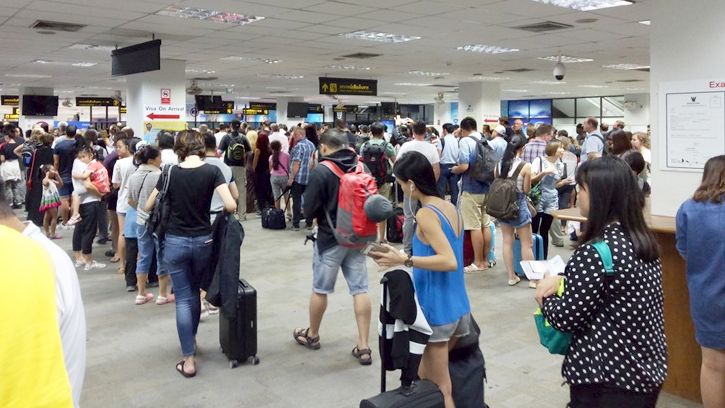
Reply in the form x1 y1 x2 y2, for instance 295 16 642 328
602 63 650 70
156 6 265 25
186 68 217 74
33 59 97 67
69 43 116 52
72 62 97 67
257 74 304 80
394 82 433 87
529 0 633 11
381 92 407 96
547 91 571 95
638 20 651 25
503 89 530 93
341 31 421 43
579 84 609 88
472 75 510 81
409 71 449 77
538 55 593 63
457 44 519 54
220 56 280 64
5 74 52 78
531 80 567 85
325 64 371 71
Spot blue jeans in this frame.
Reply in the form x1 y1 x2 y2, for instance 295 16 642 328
164 233 214 356
437 163 460 206
136 223 166 276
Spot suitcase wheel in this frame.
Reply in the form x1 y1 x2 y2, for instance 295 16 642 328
249 356 260 365
229 360 239 369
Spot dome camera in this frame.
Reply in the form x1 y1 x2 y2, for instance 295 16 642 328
553 57 566 81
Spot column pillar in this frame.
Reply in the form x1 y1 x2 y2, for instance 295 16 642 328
433 101 452 129
457 82 500 128
623 93 650 133
125 59 186 136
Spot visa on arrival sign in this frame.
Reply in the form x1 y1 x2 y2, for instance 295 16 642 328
144 104 184 120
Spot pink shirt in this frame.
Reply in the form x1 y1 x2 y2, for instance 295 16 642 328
269 152 290 177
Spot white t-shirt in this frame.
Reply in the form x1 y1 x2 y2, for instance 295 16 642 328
205 156 233 216
161 149 179 167
269 132 289 154
214 131 227 149
23 222 86 408
112 156 136 214
397 139 440 165
71 159 88 196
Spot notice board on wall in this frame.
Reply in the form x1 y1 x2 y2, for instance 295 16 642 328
660 79 725 171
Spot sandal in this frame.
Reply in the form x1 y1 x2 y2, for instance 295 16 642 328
293 327 321 350
464 263 486 274
351 346 373 365
135 293 154 305
156 294 175 305
175 360 196 378
508 277 521 286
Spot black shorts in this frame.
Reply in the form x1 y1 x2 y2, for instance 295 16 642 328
107 188 119 212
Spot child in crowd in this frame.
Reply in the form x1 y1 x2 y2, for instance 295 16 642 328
39 164 63 239
67 147 110 225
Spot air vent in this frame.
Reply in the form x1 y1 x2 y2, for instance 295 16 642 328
269 90 293 94
341 52 381 59
190 76 219 81
616 79 644 83
429 84 457 88
504 68 535 73
31 20 86 32
635 67 650 72
513 21 573 32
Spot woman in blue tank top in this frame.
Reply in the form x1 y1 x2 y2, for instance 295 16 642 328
371 151 471 408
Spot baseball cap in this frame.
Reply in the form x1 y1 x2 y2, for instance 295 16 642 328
364 194 394 223
494 125 506 135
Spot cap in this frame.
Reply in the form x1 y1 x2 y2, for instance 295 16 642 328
364 194 394 223
494 125 506 135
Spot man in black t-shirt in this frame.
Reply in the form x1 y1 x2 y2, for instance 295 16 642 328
217 120 252 221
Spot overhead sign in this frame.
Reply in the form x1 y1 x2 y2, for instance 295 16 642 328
308 104 324 113
319 77 377 96
120 106 127 114
160 88 171 105
249 102 276 110
4 114 19 121
203 101 235 115
76 97 119 107
333 105 358 113
243 108 269 115
144 104 184 121
1 95 19 106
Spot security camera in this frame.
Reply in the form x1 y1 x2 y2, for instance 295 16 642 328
553 56 565 81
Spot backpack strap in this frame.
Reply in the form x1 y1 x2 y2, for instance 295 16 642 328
590 241 615 276
510 161 526 180
320 160 345 178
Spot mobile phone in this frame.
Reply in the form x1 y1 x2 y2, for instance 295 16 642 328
362 243 390 256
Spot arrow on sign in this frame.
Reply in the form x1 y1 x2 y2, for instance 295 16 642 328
321 83 329 92
147 113 180 120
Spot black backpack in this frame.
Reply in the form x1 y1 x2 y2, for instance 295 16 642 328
361 141 390 185
591 133 608 156
225 133 247 166
468 136 497 184
486 161 525 221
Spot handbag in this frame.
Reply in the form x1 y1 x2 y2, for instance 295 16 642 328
146 164 174 241
534 240 614 355
526 196 538 219
528 158 543 206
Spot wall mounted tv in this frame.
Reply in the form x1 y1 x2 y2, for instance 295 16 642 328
111 39 161 76
22 95 59 116
195 95 223 111
287 102 309 118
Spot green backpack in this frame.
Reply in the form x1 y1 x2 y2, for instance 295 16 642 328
534 240 614 355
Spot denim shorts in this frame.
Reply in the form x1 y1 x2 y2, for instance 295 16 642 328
135 222 167 276
429 312 471 343
58 178 73 198
312 243 368 295
498 193 532 229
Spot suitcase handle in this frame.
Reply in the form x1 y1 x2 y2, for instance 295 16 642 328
380 275 388 393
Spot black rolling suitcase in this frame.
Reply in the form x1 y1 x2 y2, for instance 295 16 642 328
219 279 260 368
261 189 289 230
449 316 488 408
359 276 444 408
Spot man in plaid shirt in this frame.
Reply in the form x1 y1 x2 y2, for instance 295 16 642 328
522 124 554 164
288 127 316 230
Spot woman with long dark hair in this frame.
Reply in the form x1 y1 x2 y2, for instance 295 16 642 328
676 155 725 408
26 130 54 226
269 140 290 209
253 131 273 210
497 136 535 287
145 130 236 378
610 129 635 158
371 151 470 408
536 156 667 407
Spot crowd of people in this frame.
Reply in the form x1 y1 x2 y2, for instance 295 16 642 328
0 112 722 408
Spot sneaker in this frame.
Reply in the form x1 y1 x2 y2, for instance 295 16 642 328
50 234 62 240
291 226 300 231
104 250 115 258
74 259 85 268
125 285 137 292
84 261 106 271
508 277 522 286
203 300 219 315
96 237 109 245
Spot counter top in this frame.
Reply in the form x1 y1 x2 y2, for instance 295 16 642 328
552 208 676 234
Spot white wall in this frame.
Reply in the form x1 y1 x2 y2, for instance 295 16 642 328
433 102 452 129
623 93 649 133
458 82 500 126
649 0 725 216
125 59 186 133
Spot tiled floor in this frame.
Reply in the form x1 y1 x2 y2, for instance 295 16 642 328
63 215 702 407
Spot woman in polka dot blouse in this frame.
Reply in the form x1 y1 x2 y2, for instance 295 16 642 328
535 156 667 407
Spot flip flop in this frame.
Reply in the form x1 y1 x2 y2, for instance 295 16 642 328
464 264 486 274
175 360 196 378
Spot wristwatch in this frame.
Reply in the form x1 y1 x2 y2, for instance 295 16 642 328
404 254 414 268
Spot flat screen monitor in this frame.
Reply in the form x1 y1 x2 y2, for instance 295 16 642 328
529 99 552 118
195 95 222 111
306 113 323 123
381 120 396 134
22 95 59 116
508 100 529 119
111 40 161 76
381 102 397 116
287 102 309 118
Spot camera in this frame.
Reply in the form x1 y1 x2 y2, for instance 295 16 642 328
553 61 566 81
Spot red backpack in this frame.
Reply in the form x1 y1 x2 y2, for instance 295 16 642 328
320 161 379 249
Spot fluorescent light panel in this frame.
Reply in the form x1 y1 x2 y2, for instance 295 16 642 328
186 68 217 74
325 65 371 71
220 56 280 64
394 83 433 87
602 63 650 70
639 20 651 25
69 43 116 52
409 71 449 77
457 44 519 54
529 0 633 11
341 31 421 43
473 75 509 81
34 59 97 67
504 89 529 93
5 74 52 78
257 74 304 80
538 55 593 63
579 84 609 88
157 6 265 25
531 80 567 85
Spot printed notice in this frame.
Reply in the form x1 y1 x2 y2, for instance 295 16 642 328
665 91 725 169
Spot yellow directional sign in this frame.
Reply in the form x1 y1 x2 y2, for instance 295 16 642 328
319 77 377 96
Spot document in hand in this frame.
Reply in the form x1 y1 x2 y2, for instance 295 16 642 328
520 255 566 280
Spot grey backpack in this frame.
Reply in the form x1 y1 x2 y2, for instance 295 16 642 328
486 161 526 221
